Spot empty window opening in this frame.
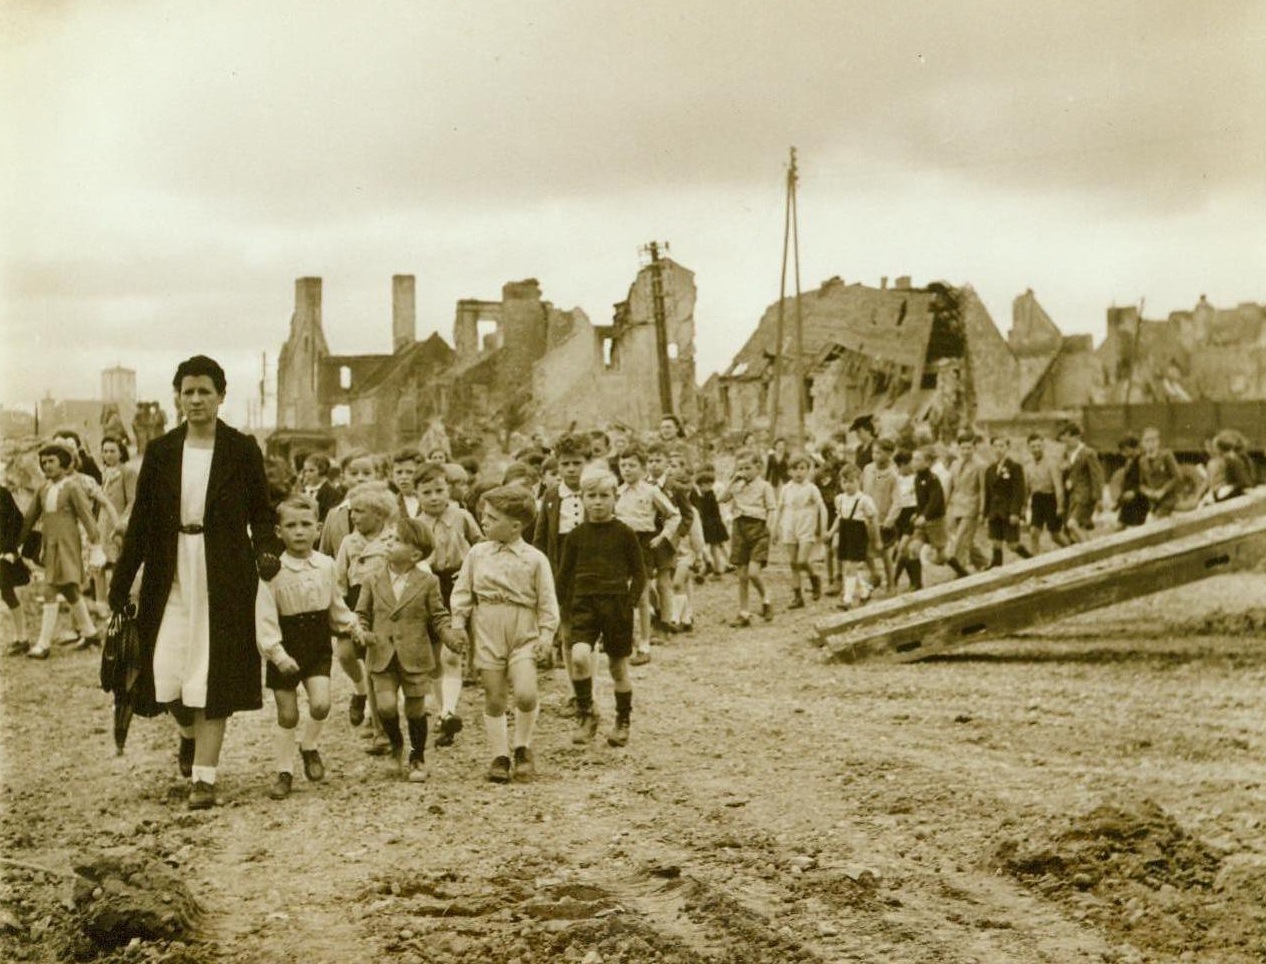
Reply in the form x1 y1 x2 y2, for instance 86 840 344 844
331 404 351 427
339 366 352 390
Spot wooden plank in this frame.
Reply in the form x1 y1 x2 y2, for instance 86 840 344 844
814 488 1266 644
827 515 1266 664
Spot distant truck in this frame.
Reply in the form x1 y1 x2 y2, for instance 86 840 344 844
1083 401 1266 460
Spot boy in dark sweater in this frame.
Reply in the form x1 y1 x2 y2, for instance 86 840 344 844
557 466 647 748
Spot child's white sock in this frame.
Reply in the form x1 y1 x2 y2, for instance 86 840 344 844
299 717 324 752
274 727 297 773
859 577 872 601
441 672 463 717
70 597 96 636
36 602 59 649
484 713 509 758
671 593 687 624
512 704 539 749
843 575 857 604
191 765 217 785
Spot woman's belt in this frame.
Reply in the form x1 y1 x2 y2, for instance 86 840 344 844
178 523 204 535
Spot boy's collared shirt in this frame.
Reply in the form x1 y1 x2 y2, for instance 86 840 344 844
419 502 482 572
1026 456 1062 496
269 551 357 629
449 537 560 639
720 475 777 521
615 479 680 534
862 462 899 521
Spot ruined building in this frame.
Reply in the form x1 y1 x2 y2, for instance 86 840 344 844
706 278 1266 444
275 259 697 452
706 276 1021 442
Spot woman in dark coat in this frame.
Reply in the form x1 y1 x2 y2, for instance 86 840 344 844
110 355 276 810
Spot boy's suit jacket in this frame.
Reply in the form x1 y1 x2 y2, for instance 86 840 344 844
355 566 450 674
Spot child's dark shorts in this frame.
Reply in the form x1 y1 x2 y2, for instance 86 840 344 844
569 593 634 659
893 506 918 538
836 518 870 562
987 516 1021 544
635 531 675 575
267 611 334 690
729 516 770 568
1029 492 1062 533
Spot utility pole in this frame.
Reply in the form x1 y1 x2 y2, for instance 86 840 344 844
641 241 674 416
769 147 804 446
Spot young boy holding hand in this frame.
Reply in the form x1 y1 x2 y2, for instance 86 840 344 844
450 486 559 783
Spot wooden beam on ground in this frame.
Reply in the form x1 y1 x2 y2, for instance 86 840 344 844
826 513 1266 664
815 488 1266 646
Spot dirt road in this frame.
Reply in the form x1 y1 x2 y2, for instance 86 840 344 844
2 573 1264 963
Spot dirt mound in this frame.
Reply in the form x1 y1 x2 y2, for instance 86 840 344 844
996 799 1264 962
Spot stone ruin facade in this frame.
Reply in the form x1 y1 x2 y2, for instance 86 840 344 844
275 260 697 453
705 278 1266 446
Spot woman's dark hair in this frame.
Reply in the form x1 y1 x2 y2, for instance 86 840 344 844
172 355 227 395
102 435 131 464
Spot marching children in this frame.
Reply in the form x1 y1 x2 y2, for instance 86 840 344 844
333 482 397 736
665 454 705 632
557 467 647 747
1115 434 1150 528
903 448 948 591
1058 423 1105 543
413 462 483 747
771 453 827 608
355 515 459 782
18 443 105 658
533 433 593 672
982 436 1033 566
943 432 984 577
825 464 879 609
862 437 899 593
257 496 360 799
1024 434 1068 555
0 480 29 655
615 447 680 664
318 450 379 558
391 447 423 519
718 449 777 626
450 486 559 783
888 450 918 590
692 465 731 576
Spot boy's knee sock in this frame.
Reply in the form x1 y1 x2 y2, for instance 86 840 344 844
572 676 594 714
299 716 325 751
614 690 632 724
190 765 216 786
274 726 297 773
441 672 463 717
379 713 403 750
512 704 539 749
843 575 857 603
484 713 509 758
6 604 26 640
406 715 428 756
70 597 96 636
36 602 59 649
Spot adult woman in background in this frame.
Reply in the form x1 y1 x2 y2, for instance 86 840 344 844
110 355 276 810
95 435 137 616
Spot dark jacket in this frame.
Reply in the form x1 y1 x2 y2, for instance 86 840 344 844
110 420 276 720
983 457 1027 520
532 482 571 573
913 469 946 522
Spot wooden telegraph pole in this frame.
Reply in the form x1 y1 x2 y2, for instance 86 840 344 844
768 148 805 446
642 241 675 417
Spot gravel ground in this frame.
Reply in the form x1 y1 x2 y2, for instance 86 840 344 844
2 569 1264 963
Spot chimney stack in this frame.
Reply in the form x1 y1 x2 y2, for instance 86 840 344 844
392 275 416 353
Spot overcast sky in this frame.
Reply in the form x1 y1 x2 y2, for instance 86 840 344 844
3 0 1264 426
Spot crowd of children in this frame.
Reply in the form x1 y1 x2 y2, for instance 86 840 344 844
0 415 1259 804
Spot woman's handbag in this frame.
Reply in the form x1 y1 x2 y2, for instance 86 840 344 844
101 607 140 693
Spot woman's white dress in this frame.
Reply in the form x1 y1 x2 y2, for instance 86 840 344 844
152 446 213 708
